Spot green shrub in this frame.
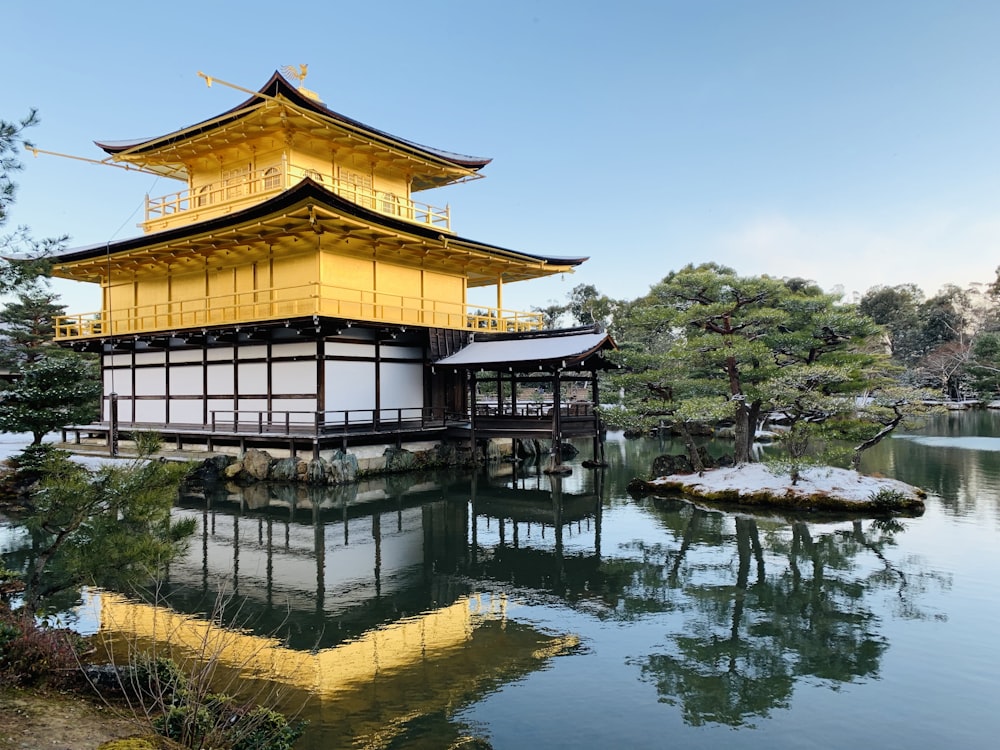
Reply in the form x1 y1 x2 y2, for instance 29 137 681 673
228 705 306 750
868 488 907 513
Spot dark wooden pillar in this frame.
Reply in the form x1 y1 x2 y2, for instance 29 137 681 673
552 370 563 467
469 371 478 459
591 369 603 463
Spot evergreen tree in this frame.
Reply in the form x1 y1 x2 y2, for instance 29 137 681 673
1 109 61 294
4 444 195 614
0 287 67 368
967 332 1000 398
609 264 906 465
0 356 101 444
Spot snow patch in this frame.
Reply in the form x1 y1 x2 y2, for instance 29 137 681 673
647 463 924 506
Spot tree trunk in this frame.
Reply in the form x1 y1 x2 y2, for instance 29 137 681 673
852 410 903 469
678 421 704 472
733 399 761 464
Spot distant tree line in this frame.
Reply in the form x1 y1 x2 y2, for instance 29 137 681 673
857 279 1000 399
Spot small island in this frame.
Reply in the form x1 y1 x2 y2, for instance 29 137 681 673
630 463 926 514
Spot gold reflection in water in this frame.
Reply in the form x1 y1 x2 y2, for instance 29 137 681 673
96 591 579 747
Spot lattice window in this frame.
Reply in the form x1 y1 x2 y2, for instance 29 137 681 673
339 167 374 209
223 165 250 199
379 191 400 216
263 167 282 190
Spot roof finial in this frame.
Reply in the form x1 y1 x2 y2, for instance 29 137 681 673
281 64 323 103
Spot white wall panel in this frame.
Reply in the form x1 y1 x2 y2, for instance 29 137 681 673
238 362 268 393
135 367 166 397
134 352 166 366
236 398 269 415
113 398 133 422
105 370 131 396
207 347 235 362
325 341 375 358
325 361 376 417
272 361 315 394
133 400 166 423
271 399 318 422
381 362 424 410
171 366 203 396
236 345 268 359
169 401 204 424
169 350 203 363
271 342 315 358
206 399 234 421
207 364 234 394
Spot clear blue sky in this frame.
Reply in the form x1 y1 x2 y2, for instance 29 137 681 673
5 0 1000 314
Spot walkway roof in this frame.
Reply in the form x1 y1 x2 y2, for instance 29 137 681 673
434 325 617 371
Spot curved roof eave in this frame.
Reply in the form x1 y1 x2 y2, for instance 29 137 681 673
434 326 618 370
95 72 492 171
51 179 588 270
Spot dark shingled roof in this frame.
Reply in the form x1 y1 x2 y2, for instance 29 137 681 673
52 178 588 271
95 71 492 172
435 326 617 370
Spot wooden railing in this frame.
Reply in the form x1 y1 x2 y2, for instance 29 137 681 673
209 406 447 436
144 163 450 231
52 282 544 339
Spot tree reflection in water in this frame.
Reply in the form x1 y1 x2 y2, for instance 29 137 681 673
624 501 944 727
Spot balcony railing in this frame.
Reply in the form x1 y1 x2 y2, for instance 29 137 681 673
52 281 544 340
144 163 450 231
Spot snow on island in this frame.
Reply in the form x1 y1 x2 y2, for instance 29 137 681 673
633 464 926 514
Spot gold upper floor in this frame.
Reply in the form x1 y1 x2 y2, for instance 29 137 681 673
102 72 485 236
50 73 580 339
144 159 451 234
51 193 562 340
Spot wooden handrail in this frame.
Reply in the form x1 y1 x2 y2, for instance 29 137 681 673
144 163 450 231
53 282 544 339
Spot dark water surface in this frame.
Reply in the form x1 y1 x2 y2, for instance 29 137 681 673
46 413 1000 747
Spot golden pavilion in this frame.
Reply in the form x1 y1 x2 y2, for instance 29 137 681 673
50 70 614 458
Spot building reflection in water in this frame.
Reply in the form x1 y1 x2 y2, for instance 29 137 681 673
96 462 597 748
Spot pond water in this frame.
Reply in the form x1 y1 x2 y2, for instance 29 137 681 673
10 410 1000 749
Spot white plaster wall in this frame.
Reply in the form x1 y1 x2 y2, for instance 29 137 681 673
134 351 166 366
206 399 235 421
237 345 268 359
169 400 204 424
270 398 318 423
236 398 269 414
207 347 234 362
104 369 130 396
135 367 166 397
272 360 315 394
169 350 203 363
133 400 167 423
325 361 376 419
380 361 424 412
325 341 376 358
207 363 234 394
171 366 203 396
270 342 315 358
238 362 268 393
